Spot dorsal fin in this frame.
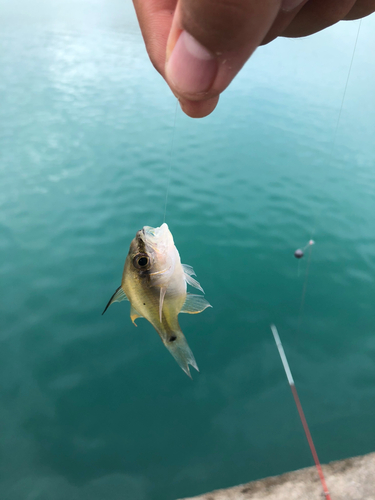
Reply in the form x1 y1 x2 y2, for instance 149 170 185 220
102 286 128 315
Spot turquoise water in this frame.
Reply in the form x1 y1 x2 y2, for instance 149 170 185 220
1 2 375 499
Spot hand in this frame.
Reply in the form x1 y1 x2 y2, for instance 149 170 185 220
133 0 375 118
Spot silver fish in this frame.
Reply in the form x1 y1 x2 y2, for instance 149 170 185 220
103 223 211 378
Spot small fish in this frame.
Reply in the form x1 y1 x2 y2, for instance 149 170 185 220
103 223 211 378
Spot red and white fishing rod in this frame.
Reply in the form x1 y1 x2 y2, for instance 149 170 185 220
270 324 332 500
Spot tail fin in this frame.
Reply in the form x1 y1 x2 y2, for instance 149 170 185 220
163 332 199 379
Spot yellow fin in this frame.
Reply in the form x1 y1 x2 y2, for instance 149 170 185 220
130 306 143 326
180 294 212 314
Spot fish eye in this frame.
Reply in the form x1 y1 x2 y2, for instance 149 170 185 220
133 253 150 269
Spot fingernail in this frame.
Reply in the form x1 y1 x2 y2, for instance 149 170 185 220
281 0 306 12
166 31 218 96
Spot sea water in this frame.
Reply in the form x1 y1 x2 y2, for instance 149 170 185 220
0 2 374 499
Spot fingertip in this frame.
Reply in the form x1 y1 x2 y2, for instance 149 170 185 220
164 0 283 114
179 96 219 118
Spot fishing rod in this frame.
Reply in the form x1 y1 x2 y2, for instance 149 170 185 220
271 324 332 500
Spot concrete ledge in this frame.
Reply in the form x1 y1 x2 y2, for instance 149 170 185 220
179 452 375 500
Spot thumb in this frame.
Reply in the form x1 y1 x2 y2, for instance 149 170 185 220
165 0 284 115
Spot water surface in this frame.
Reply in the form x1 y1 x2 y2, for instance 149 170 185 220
1 2 375 499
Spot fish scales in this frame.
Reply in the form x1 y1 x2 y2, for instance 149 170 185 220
103 223 211 378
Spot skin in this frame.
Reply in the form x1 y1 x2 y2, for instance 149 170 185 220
133 0 375 118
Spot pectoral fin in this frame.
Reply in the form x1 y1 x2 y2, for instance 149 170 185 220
102 286 128 315
159 287 167 322
182 264 196 277
180 294 212 314
130 306 143 326
183 270 204 293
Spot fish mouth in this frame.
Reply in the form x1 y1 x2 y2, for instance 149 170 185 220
141 223 172 252
143 223 168 238
135 227 161 248
135 224 166 240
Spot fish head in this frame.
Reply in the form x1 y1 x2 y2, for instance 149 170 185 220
125 223 179 288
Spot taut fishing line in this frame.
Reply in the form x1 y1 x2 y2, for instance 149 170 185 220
163 98 179 223
295 19 362 333
271 21 363 497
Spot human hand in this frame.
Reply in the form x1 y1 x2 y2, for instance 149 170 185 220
133 0 375 118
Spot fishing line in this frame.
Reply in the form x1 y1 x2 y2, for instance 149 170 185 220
163 98 179 223
271 324 332 500
297 242 312 334
295 19 362 333
310 19 362 237
324 19 362 188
